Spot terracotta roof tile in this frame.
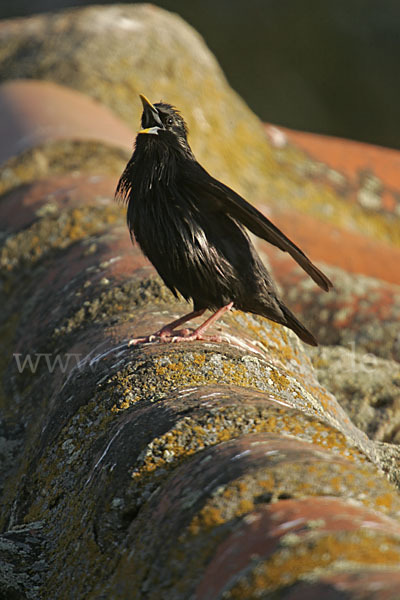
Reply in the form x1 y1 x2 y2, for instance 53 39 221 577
0 79 133 165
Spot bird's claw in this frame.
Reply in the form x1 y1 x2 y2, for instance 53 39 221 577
128 327 194 346
128 331 224 345
128 336 151 346
170 332 223 343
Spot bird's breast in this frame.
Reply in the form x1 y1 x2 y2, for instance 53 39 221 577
130 187 196 256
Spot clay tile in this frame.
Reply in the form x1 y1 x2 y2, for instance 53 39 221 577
0 79 134 165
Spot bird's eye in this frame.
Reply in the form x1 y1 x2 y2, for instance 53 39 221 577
166 117 174 126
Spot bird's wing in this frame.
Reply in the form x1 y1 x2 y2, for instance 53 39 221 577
186 163 333 292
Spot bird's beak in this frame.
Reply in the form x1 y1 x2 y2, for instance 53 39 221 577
139 94 163 134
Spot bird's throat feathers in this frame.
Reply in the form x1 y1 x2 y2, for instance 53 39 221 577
133 133 186 192
115 138 176 204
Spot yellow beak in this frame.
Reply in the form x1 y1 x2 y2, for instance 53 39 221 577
139 94 156 112
138 94 163 134
139 127 159 135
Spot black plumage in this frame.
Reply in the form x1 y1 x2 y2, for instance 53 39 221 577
116 95 332 346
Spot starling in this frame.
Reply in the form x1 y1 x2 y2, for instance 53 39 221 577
116 95 332 346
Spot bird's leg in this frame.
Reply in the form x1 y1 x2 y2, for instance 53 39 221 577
151 309 206 340
171 302 234 343
128 309 205 346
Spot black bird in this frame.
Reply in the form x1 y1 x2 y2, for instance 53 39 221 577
116 95 332 346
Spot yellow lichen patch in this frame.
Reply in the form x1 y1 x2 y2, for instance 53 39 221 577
310 422 347 449
95 337 347 461
153 455 400 600
24 394 117 522
0 204 122 273
259 476 275 489
39 495 104 599
267 369 291 391
237 498 255 514
190 505 225 535
127 398 373 532
226 316 345 425
226 531 400 598
107 349 301 416
101 352 374 496
17 388 130 597
110 373 143 411
222 361 255 387
0 140 128 196
134 406 363 486
232 313 302 369
151 351 293 404
155 355 205 380
182 457 399 550
267 146 400 246
375 493 397 511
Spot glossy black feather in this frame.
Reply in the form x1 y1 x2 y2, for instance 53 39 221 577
181 163 333 292
116 101 332 346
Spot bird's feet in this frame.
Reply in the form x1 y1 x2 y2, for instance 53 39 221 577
169 331 222 343
128 303 233 346
128 328 191 346
128 328 222 345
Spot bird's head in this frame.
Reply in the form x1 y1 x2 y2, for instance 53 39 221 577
138 94 191 153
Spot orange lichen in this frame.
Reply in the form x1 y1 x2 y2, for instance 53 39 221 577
227 532 400 598
189 506 225 535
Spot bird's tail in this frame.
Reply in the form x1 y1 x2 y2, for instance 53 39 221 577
279 303 318 347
